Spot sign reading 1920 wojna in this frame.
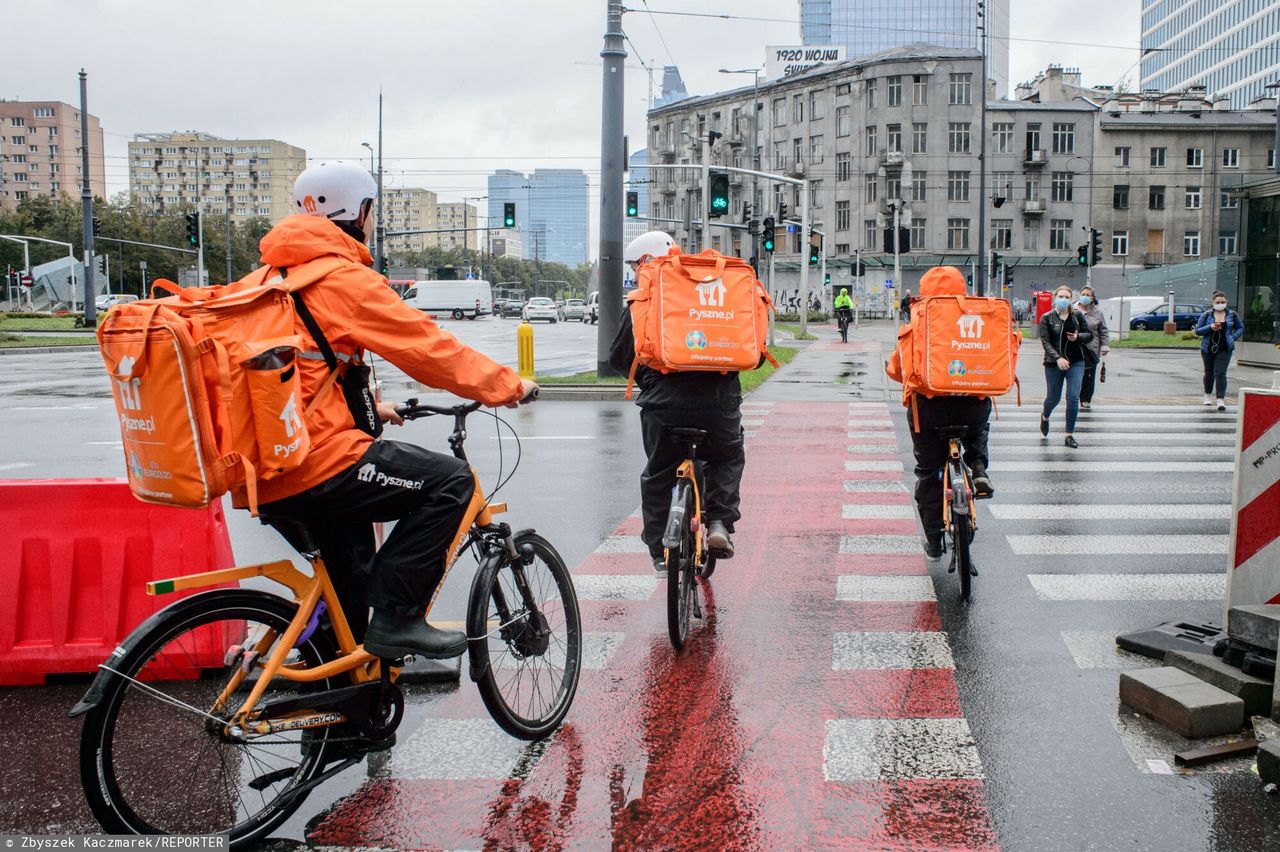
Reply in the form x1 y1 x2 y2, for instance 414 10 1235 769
764 45 847 80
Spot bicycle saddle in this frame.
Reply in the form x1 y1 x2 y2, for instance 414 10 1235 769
668 427 709 442
259 515 320 556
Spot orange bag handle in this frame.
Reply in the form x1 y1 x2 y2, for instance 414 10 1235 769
150 279 184 299
668 252 728 281
99 302 165 379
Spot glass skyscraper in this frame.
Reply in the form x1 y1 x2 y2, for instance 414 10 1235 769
798 0 1009 96
487 168 589 267
1140 0 1280 109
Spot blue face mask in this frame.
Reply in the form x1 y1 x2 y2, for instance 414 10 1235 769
1054 297 1071 310
1078 295 1092 306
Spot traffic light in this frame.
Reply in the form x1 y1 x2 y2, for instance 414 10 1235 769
824 273 831 286
808 234 821 266
379 256 389 275
625 191 639 218
990 251 1001 279
503 202 516 228
708 170 730 218
777 201 788 222
883 226 910 254
742 201 752 225
1076 245 1088 266
1006 270 1014 288
761 216 775 253
1089 228 1102 266
184 212 199 246
853 258 865 276
91 216 101 237
965 273 973 289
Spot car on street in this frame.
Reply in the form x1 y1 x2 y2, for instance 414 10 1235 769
522 297 559 323
497 299 525 318
95 294 138 311
586 291 599 325
1129 303 1207 331
562 298 587 322
401 279 492 320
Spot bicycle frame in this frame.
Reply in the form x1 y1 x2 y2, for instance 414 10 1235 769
666 458 705 566
940 438 976 535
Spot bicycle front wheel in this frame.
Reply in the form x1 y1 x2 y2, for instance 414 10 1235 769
468 531 582 740
78 590 339 848
665 482 695 650
952 512 973 602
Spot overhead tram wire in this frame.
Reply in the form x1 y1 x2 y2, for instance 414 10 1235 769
639 0 678 66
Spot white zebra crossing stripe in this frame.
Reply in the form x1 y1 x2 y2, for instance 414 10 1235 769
847 444 900 453
840 535 922 555
843 504 917 519
845 480 910 492
849 431 898 439
594 535 648 553
1060 631 1161 670
995 446 1231 457
1008 534 1226 555
833 632 954 669
1027 573 1226 600
990 504 1229 520
845 459 905 472
393 719 536 780
996 461 1231 472
571 575 660 600
492 631 624 670
988 431 1236 441
836 575 936 601
996 411 1236 420
823 718 984 781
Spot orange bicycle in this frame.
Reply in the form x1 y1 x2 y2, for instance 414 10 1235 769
72 398 581 848
662 427 716 650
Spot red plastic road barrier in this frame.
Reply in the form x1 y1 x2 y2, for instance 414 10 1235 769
0 478 234 686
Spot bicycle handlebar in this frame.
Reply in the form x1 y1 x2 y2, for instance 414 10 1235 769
395 387 539 421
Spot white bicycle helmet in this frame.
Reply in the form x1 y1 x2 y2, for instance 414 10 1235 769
292 161 377 222
624 230 676 264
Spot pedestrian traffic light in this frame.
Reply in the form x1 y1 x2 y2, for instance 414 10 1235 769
825 273 831 286
1006 270 1014 288
1076 245 1088 266
808 235 821 266
990 251 1001 279
503 202 516 228
184 212 199 246
625 191 639 218
379 256 389 275
91 216 101 237
1089 228 1102 266
708 170 730 218
761 216 775 253
966 273 973 288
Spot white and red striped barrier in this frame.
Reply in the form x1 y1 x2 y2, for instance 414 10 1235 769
1227 384 1280 610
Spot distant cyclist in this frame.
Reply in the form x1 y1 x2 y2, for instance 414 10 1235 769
608 231 745 573
834 287 853 342
248 161 538 661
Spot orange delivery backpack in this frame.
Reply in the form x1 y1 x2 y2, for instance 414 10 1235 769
96 257 350 515
625 248 776 396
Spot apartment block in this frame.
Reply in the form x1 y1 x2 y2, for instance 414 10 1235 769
0 99 105 211
432 202 479 252
383 187 438 254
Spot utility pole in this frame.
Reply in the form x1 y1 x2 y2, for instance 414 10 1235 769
976 0 989 295
597 0 626 375
892 199 902 321
375 91 385 274
798 179 811 338
78 69 96 326
700 130 711 252
224 173 233 282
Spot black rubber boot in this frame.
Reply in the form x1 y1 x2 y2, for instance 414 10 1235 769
364 610 467 660
707 520 734 559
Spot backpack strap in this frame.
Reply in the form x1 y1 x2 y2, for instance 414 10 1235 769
625 356 640 401
277 258 355 415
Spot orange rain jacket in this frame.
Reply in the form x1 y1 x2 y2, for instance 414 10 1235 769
243 214 523 506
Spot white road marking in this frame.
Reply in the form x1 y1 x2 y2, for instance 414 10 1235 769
847 444 900 454
844 480 909 492
1059 631 1162 670
836 575 936 602
996 411 1238 420
1008 534 1226 555
848 431 898 439
832 632 954 669
995 445 1231 457
996 461 1232 472
1027 573 1226 601
0 462 34 471
594 535 648 553
844 459 905 472
490 435 593 440
840 535 922 555
823 719 984 781
391 718 536 780
990 504 1229 520
8 404 103 411
491 631 623 671
85 441 123 447
988 430 1236 440
843 504 916 519
571 575 659 601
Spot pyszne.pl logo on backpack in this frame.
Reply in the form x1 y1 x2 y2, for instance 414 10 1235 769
951 314 991 351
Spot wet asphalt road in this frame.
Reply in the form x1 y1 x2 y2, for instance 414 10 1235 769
4 322 1280 849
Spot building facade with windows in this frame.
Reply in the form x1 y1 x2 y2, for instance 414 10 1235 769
127 132 306 224
1140 0 1280 110
0 99 105 211
487 168 589 267
433 202 479 252
382 187 438 254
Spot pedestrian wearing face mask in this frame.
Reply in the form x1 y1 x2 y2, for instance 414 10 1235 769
1039 285 1093 448
1076 286 1109 410
1194 290 1245 412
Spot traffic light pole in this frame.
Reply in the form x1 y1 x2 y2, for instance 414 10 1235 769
798 181 810 338
78 69 95 326
597 0 627 376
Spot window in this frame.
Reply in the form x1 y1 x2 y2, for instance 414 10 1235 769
10 136 22 144
793 138 803 165
1220 231 1238 255
1150 146 1167 167
992 172 1013 202
11 154 25 164
1112 231 1129 256
793 94 804 123
1186 147 1203 168
947 218 970 250
835 243 850 255
992 219 1013 250
772 98 786 127
810 91 826 120
866 79 877 109
865 173 878 203
1025 173 1041 200
910 219 926 251
836 105 851 137
836 200 851 231
911 171 927 202
1185 186 1201 209
865 219 878 249
1049 219 1073 251
886 176 902 200
810 180 823 208
32 107 54 118
912 122 927 154
948 170 970 202
1270 149 1277 170
164 146 177 154
1023 217 1040 251
1113 184 1130 209
912 74 928 105
774 147 786 170
1184 230 1200 256
47 127 56 137
993 122 1014 153
887 76 902 106
886 124 901 153
836 152 852 182
865 125 877 152
9 117 24 127
948 73 972 105
948 122 971 153
1223 148 1240 168
1051 123 1075 154
810 135 824 163
1222 192 1240 209
836 83 850 95
1026 123 1041 152
48 144 57 155
11 173 25 182
1051 172 1073 202
1149 185 1166 210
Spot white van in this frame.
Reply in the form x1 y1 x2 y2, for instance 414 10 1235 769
586 291 599 325
401 279 493 320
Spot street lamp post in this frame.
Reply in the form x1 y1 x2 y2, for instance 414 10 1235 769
719 67 762 273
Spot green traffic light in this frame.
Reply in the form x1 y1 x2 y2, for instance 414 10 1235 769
763 238 774 252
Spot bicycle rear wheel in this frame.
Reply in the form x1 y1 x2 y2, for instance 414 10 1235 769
665 483 695 650
468 531 582 740
78 590 338 848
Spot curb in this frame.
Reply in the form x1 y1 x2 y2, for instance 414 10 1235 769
0 345 99 355
536 384 628 401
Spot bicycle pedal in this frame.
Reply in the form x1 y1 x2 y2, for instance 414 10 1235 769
969 565 979 577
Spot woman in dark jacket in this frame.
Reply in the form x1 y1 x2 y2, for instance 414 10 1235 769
1194 290 1245 412
1039 285 1094 448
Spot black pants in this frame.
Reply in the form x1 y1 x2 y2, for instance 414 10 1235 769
908 396 991 538
1080 364 1097 403
639 407 745 560
1202 348 1233 398
262 440 475 623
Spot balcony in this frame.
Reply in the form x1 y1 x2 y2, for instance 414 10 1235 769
1022 198 1046 214
657 143 676 163
786 161 806 178
1023 148 1047 167
1143 252 1170 267
879 150 904 170
728 132 746 147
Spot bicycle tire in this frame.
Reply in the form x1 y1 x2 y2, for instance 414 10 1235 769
78 590 338 848
665 482 693 650
469 531 582 740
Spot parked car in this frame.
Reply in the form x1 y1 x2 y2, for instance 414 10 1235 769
1129 304 1207 331
522 297 559 323
95 294 138 311
562 298 587 322
586 291 599 325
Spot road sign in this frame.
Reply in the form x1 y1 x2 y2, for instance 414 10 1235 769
19 273 33 287
884 279 894 289
787 225 797 233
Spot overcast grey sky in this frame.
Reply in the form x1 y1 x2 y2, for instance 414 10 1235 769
4 1 1142 247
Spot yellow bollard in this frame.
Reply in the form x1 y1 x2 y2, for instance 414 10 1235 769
517 320 535 379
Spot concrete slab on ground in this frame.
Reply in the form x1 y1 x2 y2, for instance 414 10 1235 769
1120 667 1246 738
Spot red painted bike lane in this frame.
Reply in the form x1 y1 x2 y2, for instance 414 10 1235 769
309 340 999 850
